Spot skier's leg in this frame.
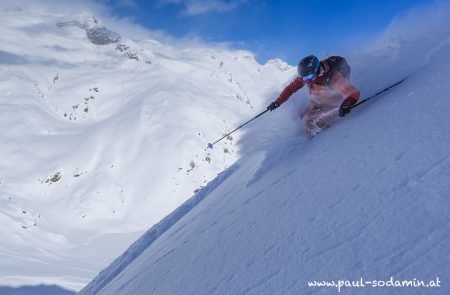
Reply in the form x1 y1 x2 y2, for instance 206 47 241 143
314 106 339 128
303 104 340 137
303 103 322 137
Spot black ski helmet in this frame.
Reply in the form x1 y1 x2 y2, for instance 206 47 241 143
297 55 320 80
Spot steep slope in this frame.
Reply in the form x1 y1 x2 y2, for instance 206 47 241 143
0 7 293 290
81 46 450 294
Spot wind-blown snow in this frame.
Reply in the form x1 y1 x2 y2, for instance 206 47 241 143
80 7 450 295
0 6 292 291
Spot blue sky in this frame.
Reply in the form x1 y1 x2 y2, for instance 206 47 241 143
102 0 433 64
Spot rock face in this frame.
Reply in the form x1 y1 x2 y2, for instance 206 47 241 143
87 27 121 45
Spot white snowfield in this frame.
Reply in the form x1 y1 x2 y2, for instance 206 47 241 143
0 7 292 291
80 28 450 295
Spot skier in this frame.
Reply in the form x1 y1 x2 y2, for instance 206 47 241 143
267 55 360 136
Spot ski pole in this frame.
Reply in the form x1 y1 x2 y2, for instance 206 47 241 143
207 109 269 149
350 77 408 110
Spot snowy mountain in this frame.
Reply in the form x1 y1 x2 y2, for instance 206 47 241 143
80 20 450 295
0 6 292 291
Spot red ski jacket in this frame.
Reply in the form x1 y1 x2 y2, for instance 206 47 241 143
275 60 360 107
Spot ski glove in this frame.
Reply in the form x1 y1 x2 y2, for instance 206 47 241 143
267 101 280 111
339 99 353 117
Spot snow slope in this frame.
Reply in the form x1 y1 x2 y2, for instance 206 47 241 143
81 39 450 295
0 6 293 291
0 284 75 295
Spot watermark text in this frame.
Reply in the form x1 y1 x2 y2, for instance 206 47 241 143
308 277 441 293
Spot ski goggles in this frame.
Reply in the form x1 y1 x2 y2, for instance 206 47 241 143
302 73 317 81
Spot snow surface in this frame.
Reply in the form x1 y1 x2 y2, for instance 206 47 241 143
81 15 450 295
0 284 75 295
0 6 292 291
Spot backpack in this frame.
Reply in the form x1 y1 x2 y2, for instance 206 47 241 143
324 56 351 84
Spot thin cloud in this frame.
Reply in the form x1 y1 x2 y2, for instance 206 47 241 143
159 0 246 16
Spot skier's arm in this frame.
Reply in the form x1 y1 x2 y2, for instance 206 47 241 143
331 73 360 105
275 76 305 105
